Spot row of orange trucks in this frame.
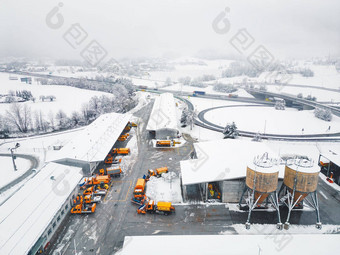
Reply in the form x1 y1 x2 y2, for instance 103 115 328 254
131 167 176 215
71 175 111 214
71 121 137 214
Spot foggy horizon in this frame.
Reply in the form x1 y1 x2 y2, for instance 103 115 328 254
0 0 339 61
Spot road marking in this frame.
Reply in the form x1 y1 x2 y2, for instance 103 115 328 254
104 180 132 202
318 190 328 200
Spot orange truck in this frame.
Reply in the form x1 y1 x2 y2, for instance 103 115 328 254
104 156 122 164
106 166 122 177
118 133 129 141
84 175 111 187
156 140 181 147
112 148 130 155
148 167 168 177
71 196 97 214
83 185 108 196
133 178 146 198
137 200 175 215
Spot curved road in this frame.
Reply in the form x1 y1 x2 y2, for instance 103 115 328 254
0 153 39 194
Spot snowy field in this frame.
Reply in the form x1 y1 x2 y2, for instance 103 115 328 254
0 73 114 117
204 106 340 135
0 156 31 188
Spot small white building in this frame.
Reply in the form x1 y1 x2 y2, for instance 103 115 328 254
48 112 132 175
0 162 83 254
180 139 284 202
146 93 179 139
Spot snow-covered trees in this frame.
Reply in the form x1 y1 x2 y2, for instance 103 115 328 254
314 108 332 122
223 122 239 139
300 68 314 77
213 83 237 93
6 103 31 133
275 100 285 110
180 108 196 130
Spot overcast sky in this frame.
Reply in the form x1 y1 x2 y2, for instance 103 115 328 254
0 0 339 60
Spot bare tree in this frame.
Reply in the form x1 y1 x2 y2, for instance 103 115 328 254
71 111 81 126
48 111 55 130
0 114 10 137
6 103 31 133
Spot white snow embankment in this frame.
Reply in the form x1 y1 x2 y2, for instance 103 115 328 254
146 172 183 203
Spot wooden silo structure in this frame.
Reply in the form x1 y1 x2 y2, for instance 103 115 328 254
278 157 321 229
239 153 282 230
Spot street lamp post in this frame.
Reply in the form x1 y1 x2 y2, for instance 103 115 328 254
10 143 20 171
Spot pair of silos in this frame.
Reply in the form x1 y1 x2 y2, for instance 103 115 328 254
242 154 321 229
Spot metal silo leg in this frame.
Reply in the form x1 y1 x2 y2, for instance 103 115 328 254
270 191 282 230
311 191 322 229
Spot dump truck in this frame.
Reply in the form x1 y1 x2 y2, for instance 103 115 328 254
112 148 130 155
106 166 122 177
133 178 146 198
148 167 168 177
156 140 181 147
130 122 137 127
137 200 175 215
71 202 97 214
85 175 111 186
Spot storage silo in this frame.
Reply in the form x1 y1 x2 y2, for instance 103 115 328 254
240 153 282 229
279 157 321 229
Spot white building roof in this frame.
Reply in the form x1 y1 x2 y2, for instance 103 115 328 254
48 112 131 163
320 148 340 167
118 234 340 255
146 93 178 131
180 139 285 185
0 162 82 255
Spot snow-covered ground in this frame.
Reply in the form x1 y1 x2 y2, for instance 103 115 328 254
0 73 114 117
204 106 340 135
0 156 31 188
145 172 183 203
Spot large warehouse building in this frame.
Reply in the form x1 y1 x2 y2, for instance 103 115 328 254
146 92 179 139
180 139 285 202
48 112 132 175
0 162 83 254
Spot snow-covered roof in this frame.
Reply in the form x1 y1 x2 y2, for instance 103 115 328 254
320 148 340 167
0 162 82 254
180 139 285 185
146 93 178 132
48 112 131 163
118 234 340 255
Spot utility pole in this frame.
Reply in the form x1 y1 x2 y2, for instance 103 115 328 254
9 143 20 171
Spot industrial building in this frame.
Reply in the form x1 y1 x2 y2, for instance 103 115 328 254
48 112 132 175
146 93 179 139
319 148 340 185
0 162 83 254
180 139 285 203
